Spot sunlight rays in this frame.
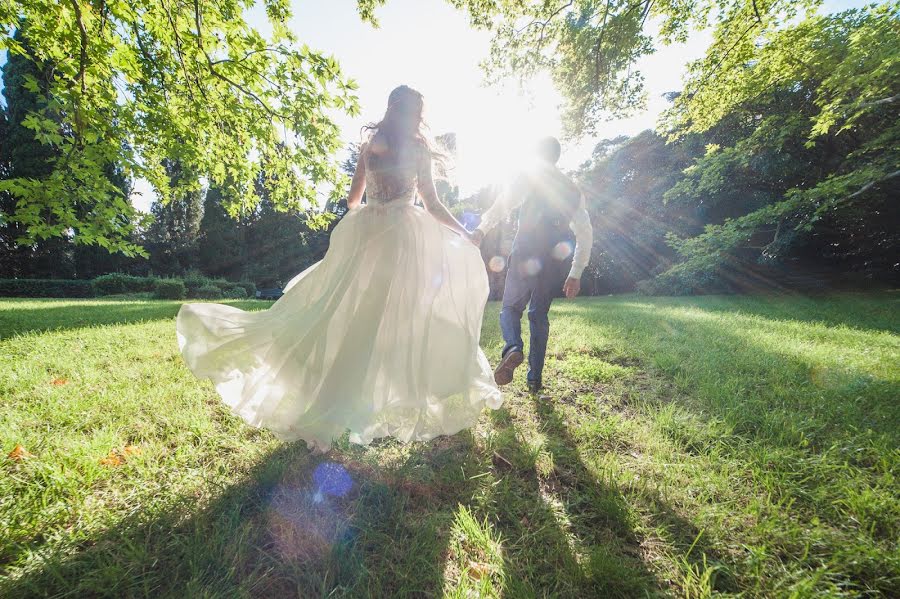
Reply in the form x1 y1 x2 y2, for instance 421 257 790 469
451 77 562 192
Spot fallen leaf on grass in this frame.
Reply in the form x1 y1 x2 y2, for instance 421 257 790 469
51 378 69 386
99 453 125 466
100 445 142 467
8 444 34 461
468 561 493 580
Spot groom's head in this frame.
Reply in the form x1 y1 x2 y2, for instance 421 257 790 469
535 136 562 164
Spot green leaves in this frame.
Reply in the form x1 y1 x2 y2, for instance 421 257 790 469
1 0 361 254
569 3 899 294
356 0 388 26
642 3 900 291
449 0 826 138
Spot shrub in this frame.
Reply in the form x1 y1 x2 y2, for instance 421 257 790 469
224 286 247 299
92 273 157 295
0 279 95 298
183 272 230 297
210 278 233 291
182 271 255 299
195 284 224 300
182 271 210 295
154 279 187 300
636 262 733 296
235 280 257 297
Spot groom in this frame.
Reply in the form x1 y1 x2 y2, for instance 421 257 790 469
471 137 593 393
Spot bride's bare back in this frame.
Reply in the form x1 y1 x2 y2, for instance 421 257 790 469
347 134 471 238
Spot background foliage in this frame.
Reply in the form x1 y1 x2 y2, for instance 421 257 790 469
0 1 897 295
0 0 367 254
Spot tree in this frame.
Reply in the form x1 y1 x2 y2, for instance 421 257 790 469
0 0 372 254
576 130 704 294
324 142 363 219
0 87 16 276
244 169 323 287
2 25 142 278
434 132 459 206
0 104 7 175
0 27 73 278
145 161 205 276
72 162 139 278
196 185 250 281
646 4 900 292
448 0 820 137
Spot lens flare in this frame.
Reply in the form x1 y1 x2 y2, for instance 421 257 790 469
266 462 357 560
488 256 507 272
313 461 353 499
551 241 573 261
521 258 542 276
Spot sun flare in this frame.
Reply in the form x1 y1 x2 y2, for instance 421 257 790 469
442 77 563 193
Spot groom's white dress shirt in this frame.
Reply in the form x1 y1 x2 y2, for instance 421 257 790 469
475 167 593 280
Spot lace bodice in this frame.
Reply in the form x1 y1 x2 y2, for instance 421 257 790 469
363 142 428 205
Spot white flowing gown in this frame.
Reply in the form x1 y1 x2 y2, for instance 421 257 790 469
177 145 502 450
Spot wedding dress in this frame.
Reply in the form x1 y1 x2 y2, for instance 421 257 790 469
177 145 502 450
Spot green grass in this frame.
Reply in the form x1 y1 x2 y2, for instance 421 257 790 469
1 293 898 598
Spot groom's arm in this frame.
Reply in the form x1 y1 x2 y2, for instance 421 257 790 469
563 194 593 298
472 177 528 244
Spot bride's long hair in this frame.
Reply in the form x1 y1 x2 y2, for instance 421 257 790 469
363 85 444 168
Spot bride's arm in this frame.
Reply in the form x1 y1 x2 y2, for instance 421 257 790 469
346 143 368 210
416 150 471 239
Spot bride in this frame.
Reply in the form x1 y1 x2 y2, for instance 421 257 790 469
177 85 502 451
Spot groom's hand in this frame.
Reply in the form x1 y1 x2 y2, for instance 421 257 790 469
563 277 581 299
468 229 485 247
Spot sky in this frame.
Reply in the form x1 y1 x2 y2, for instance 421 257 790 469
133 0 716 211
0 0 872 211
252 0 713 197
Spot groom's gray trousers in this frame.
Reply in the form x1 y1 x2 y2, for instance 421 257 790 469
499 246 570 387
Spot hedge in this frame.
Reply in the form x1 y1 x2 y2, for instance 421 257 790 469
154 279 187 300
195 284 224 300
0 279 95 298
0 275 258 299
92 273 158 295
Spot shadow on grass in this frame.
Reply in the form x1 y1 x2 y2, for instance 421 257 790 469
557 299 899 451
0 299 271 339
552 298 899 594
474 401 671 598
3 412 695 598
3 435 490 598
0 386 752 599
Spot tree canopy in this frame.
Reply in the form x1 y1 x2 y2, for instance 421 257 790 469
449 0 825 137
1 0 896 293
451 0 898 292
0 0 373 254
651 3 899 291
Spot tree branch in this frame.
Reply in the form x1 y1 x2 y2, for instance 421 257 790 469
160 0 196 102
751 0 764 24
516 1 573 35
593 0 649 85
192 0 289 121
68 0 88 96
208 46 290 66
592 0 614 86
854 93 900 110
845 169 900 201
690 0 782 96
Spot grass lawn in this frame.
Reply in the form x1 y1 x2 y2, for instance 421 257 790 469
1 293 898 598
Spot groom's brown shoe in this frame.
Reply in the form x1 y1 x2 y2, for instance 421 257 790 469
494 350 524 386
